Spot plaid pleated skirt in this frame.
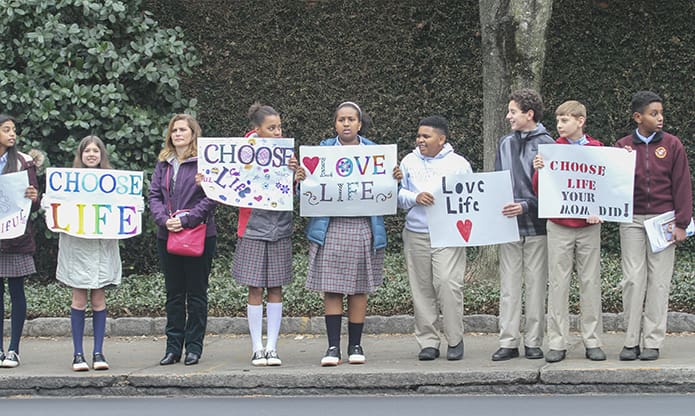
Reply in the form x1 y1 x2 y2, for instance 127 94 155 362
306 217 385 295
0 253 36 278
232 236 293 288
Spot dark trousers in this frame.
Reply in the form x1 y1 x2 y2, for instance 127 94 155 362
157 237 216 356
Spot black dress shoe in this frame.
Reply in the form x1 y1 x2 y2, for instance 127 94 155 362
184 352 200 366
418 347 440 361
619 345 640 361
159 352 181 366
447 341 464 361
524 346 544 359
491 347 519 361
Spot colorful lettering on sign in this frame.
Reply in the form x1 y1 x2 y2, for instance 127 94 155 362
203 143 292 167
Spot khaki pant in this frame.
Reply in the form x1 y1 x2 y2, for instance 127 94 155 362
546 221 603 350
620 215 676 349
403 229 466 349
498 235 548 348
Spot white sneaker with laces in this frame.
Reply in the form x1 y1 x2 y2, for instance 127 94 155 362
251 350 267 366
2 350 20 368
265 350 282 366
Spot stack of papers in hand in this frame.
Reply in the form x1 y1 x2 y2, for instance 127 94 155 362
644 210 695 253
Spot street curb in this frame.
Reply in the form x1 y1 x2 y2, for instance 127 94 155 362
9 312 695 337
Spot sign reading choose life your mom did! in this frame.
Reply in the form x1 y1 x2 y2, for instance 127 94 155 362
537 144 635 222
198 137 296 211
41 168 144 239
299 144 398 217
426 171 520 247
0 170 31 240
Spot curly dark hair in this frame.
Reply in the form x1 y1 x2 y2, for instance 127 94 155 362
509 89 544 122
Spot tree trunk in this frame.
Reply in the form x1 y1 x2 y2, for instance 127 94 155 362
469 0 553 282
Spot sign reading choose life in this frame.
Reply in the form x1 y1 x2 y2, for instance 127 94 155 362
299 144 398 216
537 144 635 222
197 137 296 211
41 168 145 239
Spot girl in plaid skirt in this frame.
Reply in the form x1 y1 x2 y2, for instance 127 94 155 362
232 103 304 366
0 114 40 368
298 102 402 366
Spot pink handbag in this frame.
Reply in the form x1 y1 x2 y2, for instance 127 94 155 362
164 165 206 257
166 212 206 257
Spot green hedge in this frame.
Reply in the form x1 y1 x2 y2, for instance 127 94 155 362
22 251 695 317
10 0 694 277
138 0 694 268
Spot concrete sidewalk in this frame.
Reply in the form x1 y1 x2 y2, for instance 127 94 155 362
1 332 695 397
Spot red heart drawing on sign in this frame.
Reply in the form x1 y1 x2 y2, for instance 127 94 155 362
302 157 319 175
456 219 472 242
254 195 263 202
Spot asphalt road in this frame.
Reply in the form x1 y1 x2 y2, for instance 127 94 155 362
2 395 694 415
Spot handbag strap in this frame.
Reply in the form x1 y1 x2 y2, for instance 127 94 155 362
165 164 173 216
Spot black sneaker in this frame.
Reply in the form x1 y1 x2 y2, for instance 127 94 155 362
92 352 110 370
72 353 89 372
320 346 341 366
348 345 366 364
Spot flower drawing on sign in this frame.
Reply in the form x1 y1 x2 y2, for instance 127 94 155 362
337 159 351 175
276 183 290 194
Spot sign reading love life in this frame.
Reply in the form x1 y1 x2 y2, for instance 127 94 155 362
299 144 398 216
0 171 32 240
537 144 636 222
41 168 144 239
426 171 520 247
198 137 295 211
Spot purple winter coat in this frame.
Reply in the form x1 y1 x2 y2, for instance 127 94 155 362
148 157 217 240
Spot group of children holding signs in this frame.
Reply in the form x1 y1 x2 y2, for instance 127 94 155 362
0 89 691 371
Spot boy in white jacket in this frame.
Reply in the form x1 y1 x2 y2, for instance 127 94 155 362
397 116 473 361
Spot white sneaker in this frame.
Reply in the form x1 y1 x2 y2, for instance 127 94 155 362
251 350 267 366
2 351 20 368
265 350 282 366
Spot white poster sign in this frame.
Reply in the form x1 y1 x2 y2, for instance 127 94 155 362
426 171 520 247
42 168 144 239
299 144 398 217
537 145 635 222
0 171 31 240
198 137 295 211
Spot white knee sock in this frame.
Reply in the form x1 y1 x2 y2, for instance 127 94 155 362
247 304 264 352
265 302 283 352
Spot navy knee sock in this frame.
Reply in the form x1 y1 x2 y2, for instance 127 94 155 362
92 309 107 354
348 321 364 347
8 277 26 353
71 308 86 355
325 314 342 349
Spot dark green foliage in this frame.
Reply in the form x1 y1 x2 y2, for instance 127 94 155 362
7 0 694 296
21 251 695 317
144 0 695 259
0 0 200 276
